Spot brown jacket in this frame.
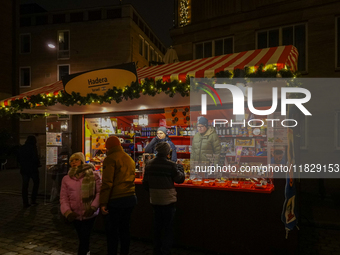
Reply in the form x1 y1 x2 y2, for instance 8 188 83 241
99 146 135 206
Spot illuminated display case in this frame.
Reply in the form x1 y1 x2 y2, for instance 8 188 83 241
83 108 278 193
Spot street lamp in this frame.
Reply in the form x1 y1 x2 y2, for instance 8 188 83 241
47 43 56 49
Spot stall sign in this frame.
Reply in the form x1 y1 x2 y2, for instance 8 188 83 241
46 132 62 146
92 135 108 150
62 63 137 96
46 147 58 165
165 106 190 126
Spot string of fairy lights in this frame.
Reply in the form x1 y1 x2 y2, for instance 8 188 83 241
179 0 191 27
0 65 299 118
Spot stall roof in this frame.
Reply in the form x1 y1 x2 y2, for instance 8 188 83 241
0 45 297 113
137 45 298 82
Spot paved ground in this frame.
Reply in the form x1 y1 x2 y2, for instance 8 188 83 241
0 168 339 255
0 193 217 255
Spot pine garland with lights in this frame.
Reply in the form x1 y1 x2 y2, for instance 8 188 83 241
0 65 299 118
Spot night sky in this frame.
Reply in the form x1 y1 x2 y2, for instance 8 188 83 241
20 0 175 47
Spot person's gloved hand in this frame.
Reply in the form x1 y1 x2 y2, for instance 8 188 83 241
83 207 96 217
66 212 79 222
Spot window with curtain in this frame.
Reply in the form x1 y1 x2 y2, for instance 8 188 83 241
58 30 70 59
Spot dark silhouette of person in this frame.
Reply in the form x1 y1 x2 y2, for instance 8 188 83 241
18 135 40 208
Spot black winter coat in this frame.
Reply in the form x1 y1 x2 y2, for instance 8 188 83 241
18 143 40 175
144 136 177 162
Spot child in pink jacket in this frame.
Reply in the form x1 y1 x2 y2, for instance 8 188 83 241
60 152 101 255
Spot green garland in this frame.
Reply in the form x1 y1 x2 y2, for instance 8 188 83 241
0 65 299 118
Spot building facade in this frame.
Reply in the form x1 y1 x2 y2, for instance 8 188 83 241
19 4 166 93
0 0 19 168
171 0 340 195
17 4 166 156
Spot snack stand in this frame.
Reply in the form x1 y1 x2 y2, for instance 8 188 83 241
0 45 299 254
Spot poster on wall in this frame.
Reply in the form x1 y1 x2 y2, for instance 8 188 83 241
92 135 108 150
46 147 58 165
46 132 62 146
86 118 115 135
165 106 190 126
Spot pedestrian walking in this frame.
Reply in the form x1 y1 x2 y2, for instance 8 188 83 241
145 126 177 162
143 142 185 255
18 135 41 208
60 152 101 255
100 136 137 255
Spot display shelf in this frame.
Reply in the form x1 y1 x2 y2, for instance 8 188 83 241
111 134 133 137
134 178 274 193
135 136 192 139
225 156 267 158
135 151 190 154
219 135 267 138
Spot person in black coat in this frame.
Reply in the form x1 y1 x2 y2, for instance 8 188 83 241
18 135 40 208
145 127 177 162
143 142 184 255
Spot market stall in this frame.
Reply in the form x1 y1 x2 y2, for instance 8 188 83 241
0 45 299 254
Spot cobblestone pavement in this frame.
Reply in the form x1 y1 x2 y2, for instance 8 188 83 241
0 168 340 255
0 193 215 255
298 226 340 255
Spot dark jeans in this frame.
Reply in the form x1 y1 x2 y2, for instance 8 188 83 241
152 203 176 255
105 206 134 255
21 172 40 206
73 217 96 255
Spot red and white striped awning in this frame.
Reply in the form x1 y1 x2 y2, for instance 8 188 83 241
137 45 298 83
0 45 298 107
1 81 63 107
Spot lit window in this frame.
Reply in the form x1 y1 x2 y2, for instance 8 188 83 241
58 30 70 59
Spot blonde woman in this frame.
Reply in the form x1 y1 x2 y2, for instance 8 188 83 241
60 152 101 255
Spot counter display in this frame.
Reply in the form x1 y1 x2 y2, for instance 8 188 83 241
83 109 276 194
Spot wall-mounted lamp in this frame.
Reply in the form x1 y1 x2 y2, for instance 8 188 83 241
48 43 56 49
61 120 68 131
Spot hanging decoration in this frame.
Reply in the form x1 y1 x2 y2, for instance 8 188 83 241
0 65 298 118
179 0 191 27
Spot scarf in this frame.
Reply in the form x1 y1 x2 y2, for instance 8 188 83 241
68 163 96 211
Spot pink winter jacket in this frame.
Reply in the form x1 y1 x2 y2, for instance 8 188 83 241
60 171 101 221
